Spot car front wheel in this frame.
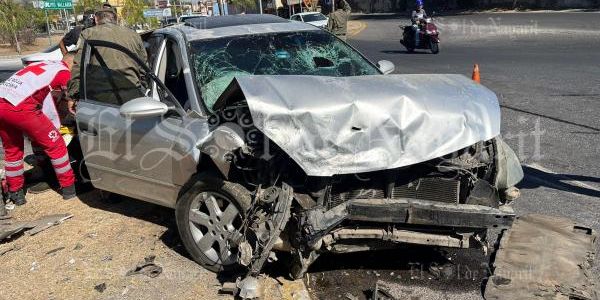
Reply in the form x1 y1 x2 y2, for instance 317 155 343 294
175 176 251 273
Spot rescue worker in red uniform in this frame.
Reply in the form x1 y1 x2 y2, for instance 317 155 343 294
0 53 77 205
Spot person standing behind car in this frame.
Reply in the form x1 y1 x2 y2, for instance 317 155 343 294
66 7 148 111
326 0 351 41
59 9 95 56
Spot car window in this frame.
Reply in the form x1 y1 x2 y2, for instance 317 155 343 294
190 30 380 111
82 42 182 112
145 34 165 71
302 13 327 22
163 40 190 108
291 15 301 21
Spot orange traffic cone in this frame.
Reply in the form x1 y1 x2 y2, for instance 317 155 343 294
472 64 481 83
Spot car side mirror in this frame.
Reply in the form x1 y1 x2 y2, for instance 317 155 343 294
377 60 395 75
119 97 169 119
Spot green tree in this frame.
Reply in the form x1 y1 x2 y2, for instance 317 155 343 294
0 0 45 53
74 0 103 14
121 0 147 26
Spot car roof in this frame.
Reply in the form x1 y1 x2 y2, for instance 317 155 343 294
171 14 320 41
184 14 287 29
292 12 324 16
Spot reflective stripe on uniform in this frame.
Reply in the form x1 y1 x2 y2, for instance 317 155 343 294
51 154 69 166
4 160 23 168
54 164 72 175
5 168 24 177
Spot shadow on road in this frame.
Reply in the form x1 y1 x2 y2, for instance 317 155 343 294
76 189 188 256
500 104 600 132
518 165 600 198
381 50 431 54
306 246 488 299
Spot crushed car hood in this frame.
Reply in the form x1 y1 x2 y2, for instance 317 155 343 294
219 74 501 177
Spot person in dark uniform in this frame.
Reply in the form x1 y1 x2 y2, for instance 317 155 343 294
59 9 95 55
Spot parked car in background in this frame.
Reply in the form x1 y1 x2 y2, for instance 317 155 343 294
178 14 208 23
20 44 76 66
290 12 328 28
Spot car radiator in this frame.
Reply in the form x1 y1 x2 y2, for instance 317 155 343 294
327 177 460 210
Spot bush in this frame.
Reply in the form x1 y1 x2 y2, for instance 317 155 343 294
0 0 46 51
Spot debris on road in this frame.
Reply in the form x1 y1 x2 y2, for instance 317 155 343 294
0 213 72 241
370 280 398 300
125 255 163 278
45 246 65 256
485 214 598 300
94 283 107 293
0 244 17 256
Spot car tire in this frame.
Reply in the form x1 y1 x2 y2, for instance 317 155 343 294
430 41 439 54
175 175 252 273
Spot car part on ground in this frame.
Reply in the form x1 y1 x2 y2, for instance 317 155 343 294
0 213 72 241
125 255 163 278
485 214 598 300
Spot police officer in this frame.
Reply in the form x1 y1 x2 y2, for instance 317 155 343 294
0 54 78 205
67 7 148 110
326 0 351 41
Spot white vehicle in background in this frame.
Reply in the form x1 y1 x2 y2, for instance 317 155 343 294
290 12 328 28
20 44 77 66
178 14 208 23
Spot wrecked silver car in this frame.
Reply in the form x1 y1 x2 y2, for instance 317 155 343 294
73 15 523 279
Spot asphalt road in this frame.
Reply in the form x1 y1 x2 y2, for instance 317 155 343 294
306 12 600 300
1 12 599 300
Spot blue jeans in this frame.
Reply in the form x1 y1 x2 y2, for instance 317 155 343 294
413 25 420 47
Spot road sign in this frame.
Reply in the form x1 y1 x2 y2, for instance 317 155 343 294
42 0 73 10
143 8 172 18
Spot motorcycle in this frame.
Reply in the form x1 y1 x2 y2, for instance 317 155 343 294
400 17 440 54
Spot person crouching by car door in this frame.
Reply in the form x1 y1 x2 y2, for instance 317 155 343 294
0 53 78 206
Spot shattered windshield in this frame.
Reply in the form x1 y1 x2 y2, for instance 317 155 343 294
190 30 380 110
303 13 327 22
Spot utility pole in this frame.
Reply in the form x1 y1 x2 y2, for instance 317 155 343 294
45 9 52 46
258 0 263 14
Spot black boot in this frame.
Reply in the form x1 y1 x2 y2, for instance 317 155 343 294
62 185 77 200
9 189 26 206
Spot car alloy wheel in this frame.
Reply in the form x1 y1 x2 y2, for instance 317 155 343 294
176 176 251 272
188 191 243 266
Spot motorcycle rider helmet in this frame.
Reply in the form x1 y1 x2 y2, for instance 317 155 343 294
416 0 423 7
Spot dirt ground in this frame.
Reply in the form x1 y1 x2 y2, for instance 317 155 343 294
0 188 232 300
0 34 63 57
0 169 309 300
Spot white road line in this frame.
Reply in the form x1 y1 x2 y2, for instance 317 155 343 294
525 163 600 193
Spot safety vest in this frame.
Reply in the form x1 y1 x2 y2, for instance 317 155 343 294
0 61 69 128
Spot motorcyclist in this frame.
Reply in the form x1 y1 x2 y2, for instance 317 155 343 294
411 0 427 47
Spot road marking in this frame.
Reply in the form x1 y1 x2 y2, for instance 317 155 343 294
525 163 600 193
